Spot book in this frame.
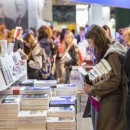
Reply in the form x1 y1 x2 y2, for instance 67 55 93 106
0 57 13 84
48 105 75 117
61 52 72 62
14 26 23 39
50 96 76 107
0 86 51 95
0 40 8 57
21 94 48 99
18 110 47 120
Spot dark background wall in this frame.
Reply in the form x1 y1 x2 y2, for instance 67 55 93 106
115 8 130 31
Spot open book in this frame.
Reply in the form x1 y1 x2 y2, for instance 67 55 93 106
61 52 72 62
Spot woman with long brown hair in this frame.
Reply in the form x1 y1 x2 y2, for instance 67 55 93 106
84 24 127 130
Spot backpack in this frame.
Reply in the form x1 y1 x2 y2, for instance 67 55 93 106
40 48 52 80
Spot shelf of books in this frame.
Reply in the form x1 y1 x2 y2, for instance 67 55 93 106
0 51 27 91
0 63 93 130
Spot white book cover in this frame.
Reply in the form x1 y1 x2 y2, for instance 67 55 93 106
0 95 21 110
47 117 75 123
0 40 8 57
101 59 112 73
18 120 46 125
96 64 106 80
98 62 110 80
34 80 57 87
18 110 47 119
48 106 75 117
21 94 48 100
56 84 77 91
20 105 49 110
0 57 13 84
61 52 72 62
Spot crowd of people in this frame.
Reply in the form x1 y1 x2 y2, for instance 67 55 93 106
0 23 130 130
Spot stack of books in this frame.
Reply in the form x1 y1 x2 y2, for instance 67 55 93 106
48 96 76 130
56 84 77 96
80 94 88 112
70 70 85 93
47 117 76 130
0 86 52 96
17 110 47 130
20 94 50 110
0 95 21 130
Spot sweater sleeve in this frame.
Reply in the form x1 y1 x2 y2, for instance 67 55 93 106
91 53 121 96
28 47 42 70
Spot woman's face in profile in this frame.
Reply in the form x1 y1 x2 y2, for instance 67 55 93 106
87 38 94 49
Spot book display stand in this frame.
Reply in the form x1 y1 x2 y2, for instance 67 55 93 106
0 52 27 91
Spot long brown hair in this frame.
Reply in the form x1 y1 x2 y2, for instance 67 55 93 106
23 33 37 59
85 24 111 63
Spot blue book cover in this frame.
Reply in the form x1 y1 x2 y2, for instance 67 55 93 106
50 96 76 106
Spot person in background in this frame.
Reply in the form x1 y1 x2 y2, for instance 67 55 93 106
38 25 57 79
29 27 37 38
84 24 127 130
7 29 15 43
61 31 80 83
71 29 77 38
117 28 125 45
53 30 61 44
21 34 43 79
0 24 7 40
13 27 24 52
76 27 85 44
15 0 28 31
0 2 15 30
38 25 57 58
102 25 112 42
123 27 130 130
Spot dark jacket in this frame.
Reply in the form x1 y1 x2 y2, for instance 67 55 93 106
38 38 52 58
64 44 79 67
125 48 130 119
13 39 24 52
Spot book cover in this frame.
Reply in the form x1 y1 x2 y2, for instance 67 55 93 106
18 110 47 120
21 94 48 99
0 57 13 84
50 96 76 107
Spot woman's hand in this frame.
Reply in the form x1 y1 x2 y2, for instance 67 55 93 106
84 84 91 94
18 49 28 60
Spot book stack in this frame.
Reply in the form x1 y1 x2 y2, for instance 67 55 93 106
78 59 112 86
48 96 76 130
56 84 77 96
17 110 47 130
80 94 88 112
0 86 52 96
47 117 76 130
0 95 21 130
20 94 50 110
70 70 85 93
